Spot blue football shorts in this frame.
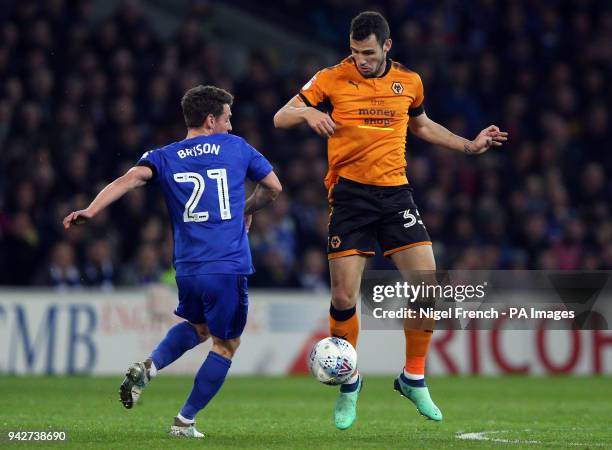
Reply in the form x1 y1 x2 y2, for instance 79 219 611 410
174 274 249 340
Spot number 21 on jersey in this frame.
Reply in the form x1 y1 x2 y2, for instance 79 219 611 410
173 169 231 222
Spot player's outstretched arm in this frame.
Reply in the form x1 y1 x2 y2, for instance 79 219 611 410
409 112 508 155
245 171 282 217
62 166 153 229
273 96 336 138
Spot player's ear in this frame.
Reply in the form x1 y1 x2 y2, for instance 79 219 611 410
383 38 392 53
205 113 215 128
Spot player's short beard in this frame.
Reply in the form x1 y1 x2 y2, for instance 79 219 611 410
364 51 387 78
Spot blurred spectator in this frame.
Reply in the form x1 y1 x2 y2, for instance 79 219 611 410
299 248 329 292
250 248 300 288
83 238 117 290
1 212 41 285
121 244 163 285
121 243 163 285
35 241 82 290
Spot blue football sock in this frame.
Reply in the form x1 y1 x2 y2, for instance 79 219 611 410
150 321 201 371
400 372 426 388
180 351 232 420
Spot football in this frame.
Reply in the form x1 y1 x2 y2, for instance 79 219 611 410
308 337 357 385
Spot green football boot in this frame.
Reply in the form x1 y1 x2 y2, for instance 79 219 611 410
393 374 443 421
334 375 363 430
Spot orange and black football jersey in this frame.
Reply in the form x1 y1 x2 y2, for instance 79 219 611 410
299 56 425 189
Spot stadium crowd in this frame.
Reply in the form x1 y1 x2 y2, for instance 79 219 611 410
1 0 611 290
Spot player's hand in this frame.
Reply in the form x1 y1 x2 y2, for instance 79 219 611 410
304 108 336 138
245 214 253 233
466 125 508 154
62 209 94 229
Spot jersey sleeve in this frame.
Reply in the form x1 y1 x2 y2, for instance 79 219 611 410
244 141 273 182
408 74 425 117
299 69 331 107
136 149 162 183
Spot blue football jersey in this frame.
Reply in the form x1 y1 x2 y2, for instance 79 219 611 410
137 134 272 276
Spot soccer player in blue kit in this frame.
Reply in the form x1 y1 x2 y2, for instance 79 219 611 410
63 85 282 438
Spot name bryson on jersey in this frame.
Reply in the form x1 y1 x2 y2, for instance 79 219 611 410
177 143 221 159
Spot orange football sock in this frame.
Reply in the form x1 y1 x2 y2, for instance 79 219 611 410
404 329 433 375
329 304 359 348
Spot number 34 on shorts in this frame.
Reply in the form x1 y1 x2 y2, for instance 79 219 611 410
398 208 424 228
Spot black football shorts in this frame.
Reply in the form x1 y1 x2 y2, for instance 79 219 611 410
327 177 431 259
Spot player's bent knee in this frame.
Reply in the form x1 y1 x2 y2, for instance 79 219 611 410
211 336 241 359
331 291 358 310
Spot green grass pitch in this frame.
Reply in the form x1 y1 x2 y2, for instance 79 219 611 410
0 376 610 449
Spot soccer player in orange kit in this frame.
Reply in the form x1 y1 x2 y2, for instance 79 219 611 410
274 11 508 429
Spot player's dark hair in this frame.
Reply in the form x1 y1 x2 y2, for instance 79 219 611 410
181 85 234 128
350 11 390 46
